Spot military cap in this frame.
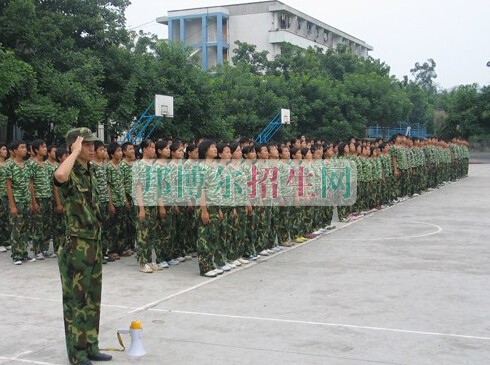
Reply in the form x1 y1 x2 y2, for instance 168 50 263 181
65 127 98 147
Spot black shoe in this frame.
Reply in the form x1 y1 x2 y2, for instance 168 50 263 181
88 353 112 361
78 360 93 365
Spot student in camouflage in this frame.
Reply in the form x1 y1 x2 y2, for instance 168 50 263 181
133 139 160 273
30 139 56 259
197 139 223 277
6 140 34 264
90 141 110 263
0 142 10 252
53 147 69 253
154 140 174 268
45 145 60 251
120 142 136 250
106 142 129 257
54 128 112 365
228 143 250 264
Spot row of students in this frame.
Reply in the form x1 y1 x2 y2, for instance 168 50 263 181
0 135 469 275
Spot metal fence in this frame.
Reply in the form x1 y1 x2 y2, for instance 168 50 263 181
367 123 427 140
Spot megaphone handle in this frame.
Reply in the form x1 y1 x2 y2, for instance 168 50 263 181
100 331 127 352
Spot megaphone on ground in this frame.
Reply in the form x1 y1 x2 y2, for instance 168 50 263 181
117 320 146 357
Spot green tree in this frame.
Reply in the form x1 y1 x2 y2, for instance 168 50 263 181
0 47 36 127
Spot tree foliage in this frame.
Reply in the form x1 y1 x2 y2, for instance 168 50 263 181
0 3 487 143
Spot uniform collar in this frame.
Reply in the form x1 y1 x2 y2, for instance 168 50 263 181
73 161 91 175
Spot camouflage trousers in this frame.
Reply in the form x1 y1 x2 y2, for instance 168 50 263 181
57 236 102 365
217 206 233 266
183 207 198 254
174 206 189 257
321 206 333 227
244 208 257 256
155 205 176 263
230 206 247 260
135 206 159 266
124 198 136 250
98 202 109 256
0 196 10 246
269 206 279 245
107 205 126 254
303 206 313 233
53 210 66 253
32 198 53 254
9 202 30 260
289 206 304 238
277 205 290 244
197 206 220 275
256 205 273 252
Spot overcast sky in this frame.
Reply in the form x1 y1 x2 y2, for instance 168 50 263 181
125 0 490 90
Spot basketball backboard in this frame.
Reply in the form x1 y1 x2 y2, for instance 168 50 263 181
281 108 291 124
155 95 174 118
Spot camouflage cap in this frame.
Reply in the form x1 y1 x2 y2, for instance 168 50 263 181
65 127 98 147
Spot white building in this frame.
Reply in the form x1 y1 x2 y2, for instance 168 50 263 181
157 1 373 71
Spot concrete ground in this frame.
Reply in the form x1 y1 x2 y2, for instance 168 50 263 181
1 163 490 365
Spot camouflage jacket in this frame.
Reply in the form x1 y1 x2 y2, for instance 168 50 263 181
55 161 101 240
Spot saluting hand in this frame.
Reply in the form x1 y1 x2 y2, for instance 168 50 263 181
71 136 84 155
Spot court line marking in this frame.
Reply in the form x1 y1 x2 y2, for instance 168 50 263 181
333 219 443 241
0 357 59 365
128 218 359 314
0 351 62 365
149 308 490 341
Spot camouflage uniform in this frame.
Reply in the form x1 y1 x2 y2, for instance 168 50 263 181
30 160 53 255
6 160 32 261
379 154 393 205
0 163 11 246
46 160 61 251
106 161 127 254
242 161 257 256
55 161 103 365
90 161 110 257
154 161 174 263
120 159 136 249
132 159 159 266
197 162 224 274
277 160 292 244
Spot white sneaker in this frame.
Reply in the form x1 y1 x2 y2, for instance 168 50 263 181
13 259 22 265
259 250 269 256
24 256 36 263
158 261 169 269
168 259 180 265
176 256 186 262
233 259 242 266
214 268 224 274
227 262 236 269
35 253 45 260
204 270 218 277
266 249 275 255
43 251 57 258
149 263 163 271
184 255 193 260
238 258 249 264
273 246 281 252
219 264 231 271
139 264 153 273
6 245 11 250
0 246 7 253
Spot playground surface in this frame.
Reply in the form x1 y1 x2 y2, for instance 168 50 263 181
1 162 489 365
